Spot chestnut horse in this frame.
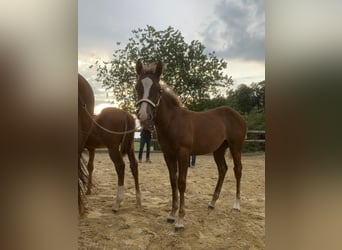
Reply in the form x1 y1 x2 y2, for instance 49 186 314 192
78 73 95 215
135 60 247 231
84 107 141 212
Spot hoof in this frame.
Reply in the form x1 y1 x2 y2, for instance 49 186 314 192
231 208 241 213
208 204 215 210
208 201 216 210
136 200 142 209
112 202 120 213
174 226 185 232
175 219 184 231
112 206 119 213
167 218 175 223
167 214 176 223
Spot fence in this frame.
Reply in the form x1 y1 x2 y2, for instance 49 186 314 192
244 130 265 143
134 130 265 152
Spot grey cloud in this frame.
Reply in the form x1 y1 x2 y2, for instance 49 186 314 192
202 0 264 62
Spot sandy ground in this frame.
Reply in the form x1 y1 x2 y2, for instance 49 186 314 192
79 151 265 250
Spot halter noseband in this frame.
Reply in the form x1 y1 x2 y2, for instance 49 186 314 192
136 90 162 120
136 88 163 107
136 98 159 108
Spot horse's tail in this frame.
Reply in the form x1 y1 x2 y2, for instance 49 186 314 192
78 153 88 215
120 114 135 156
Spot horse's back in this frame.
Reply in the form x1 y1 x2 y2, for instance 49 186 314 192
78 74 95 112
94 107 136 151
188 106 246 153
192 106 246 132
97 107 134 128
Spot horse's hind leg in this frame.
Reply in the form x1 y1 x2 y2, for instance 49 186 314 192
127 147 141 208
209 143 228 209
230 145 243 211
108 147 125 212
86 147 95 195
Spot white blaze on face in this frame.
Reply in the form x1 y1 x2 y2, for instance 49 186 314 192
138 77 153 121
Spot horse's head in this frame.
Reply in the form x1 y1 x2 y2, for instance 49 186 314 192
135 60 163 123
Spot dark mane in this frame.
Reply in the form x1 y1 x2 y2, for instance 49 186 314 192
161 83 183 107
142 63 157 74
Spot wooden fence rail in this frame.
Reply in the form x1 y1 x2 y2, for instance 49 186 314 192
245 130 265 143
134 130 265 145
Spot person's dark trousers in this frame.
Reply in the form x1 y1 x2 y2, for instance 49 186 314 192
191 155 196 166
145 137 151 160
138 135 151 160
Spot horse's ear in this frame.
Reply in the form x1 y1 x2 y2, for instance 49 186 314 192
155 61 163 77
136 59 143 75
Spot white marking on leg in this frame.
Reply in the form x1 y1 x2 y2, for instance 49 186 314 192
233 198 240 211
167 214 176 221
175 218 185 229
138 77 153 121
208 200 216 208
112 185 125 212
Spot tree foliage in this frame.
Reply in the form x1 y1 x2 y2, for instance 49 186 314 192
228 81 265 115
93 25 233 112
190 80 265 130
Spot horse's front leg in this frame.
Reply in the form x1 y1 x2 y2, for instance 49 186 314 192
163 154 178 223
127 147 141 209
175 149 189 231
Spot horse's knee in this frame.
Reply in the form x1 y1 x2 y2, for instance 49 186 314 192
129 161 138 172
178 179 186 192
233 164 242 179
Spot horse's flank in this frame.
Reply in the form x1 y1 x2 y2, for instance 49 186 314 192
86 107 136 156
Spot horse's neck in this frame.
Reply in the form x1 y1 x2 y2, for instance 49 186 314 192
154 98 177 128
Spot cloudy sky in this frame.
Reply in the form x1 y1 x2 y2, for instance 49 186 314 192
78 0 264 107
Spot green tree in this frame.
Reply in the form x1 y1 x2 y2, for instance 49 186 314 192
231 84 256 114
250 80 265 109
188 97 228 111
228 81 265 114
94 25 233 112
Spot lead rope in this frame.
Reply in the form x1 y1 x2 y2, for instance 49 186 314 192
82 104 137 135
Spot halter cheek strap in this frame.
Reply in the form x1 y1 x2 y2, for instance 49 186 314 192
136 91 162 108
136 98 157 108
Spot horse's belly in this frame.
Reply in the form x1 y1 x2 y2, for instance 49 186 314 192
191 131 225 154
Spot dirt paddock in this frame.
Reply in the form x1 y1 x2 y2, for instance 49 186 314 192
79 151 265 249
